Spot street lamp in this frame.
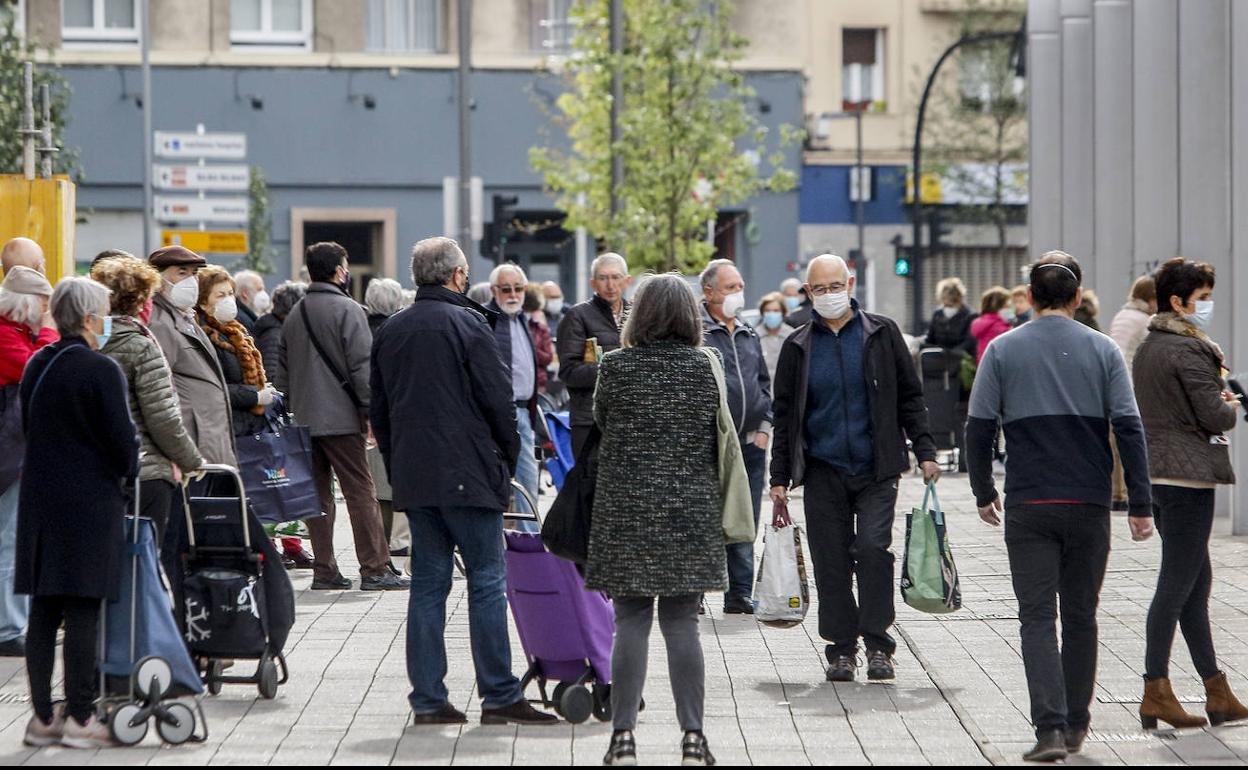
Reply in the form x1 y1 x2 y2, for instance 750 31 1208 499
909 24 1026 334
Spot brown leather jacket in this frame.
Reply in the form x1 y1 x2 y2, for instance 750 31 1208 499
1133 313 1237 485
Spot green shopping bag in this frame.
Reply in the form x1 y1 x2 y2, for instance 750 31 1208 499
900 482 962 614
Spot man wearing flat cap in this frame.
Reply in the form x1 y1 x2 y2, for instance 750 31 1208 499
0 266 57 657
147 245 236 469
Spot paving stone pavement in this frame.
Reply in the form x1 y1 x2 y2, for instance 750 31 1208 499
3 471 1248 765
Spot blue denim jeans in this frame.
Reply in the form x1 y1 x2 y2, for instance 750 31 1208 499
725 442 767 602
405 506 523 714
0 483 29 642
514 407 540 504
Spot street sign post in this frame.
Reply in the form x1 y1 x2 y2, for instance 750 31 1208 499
153 131 247 160
154 195 248 223
160 229 248 254
153 164 249 191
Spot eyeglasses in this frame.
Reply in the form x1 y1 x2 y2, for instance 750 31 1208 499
495 285 526 295
808 282 847 297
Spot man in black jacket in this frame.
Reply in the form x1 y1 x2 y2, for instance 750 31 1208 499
556 252 631 457
770 254 940 683
371 236 556 728
700 259 772 614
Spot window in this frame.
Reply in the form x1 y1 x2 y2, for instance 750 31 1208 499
841 28 885 112
530 0 574 55
230 0 312 51
61 0 138 46
366 0 443 53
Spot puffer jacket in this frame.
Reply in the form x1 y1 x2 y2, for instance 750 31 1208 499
701 302 772 436
254 313 284 382
99 317 204 484
1133 312 1237 485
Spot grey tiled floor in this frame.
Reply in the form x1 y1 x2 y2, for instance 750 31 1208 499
3 471 1248 764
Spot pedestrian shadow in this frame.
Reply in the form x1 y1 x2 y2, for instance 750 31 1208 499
750 680 960 716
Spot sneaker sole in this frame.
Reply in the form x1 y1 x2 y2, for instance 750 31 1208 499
22 733 60 748
605 755 638 766
1023 748 1067 763
60 736 112 749
360 584 411 592
310 583 351 590
867 670 896 681
826 673 855 682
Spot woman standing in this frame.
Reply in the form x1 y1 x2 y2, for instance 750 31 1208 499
924 277 976 356
0 267 57 659
19 277 140 748
364 277 409 566
756 291 795 384
90 256 204 544
587 273 723 767
1135 257 1247 729
969 286 1013 364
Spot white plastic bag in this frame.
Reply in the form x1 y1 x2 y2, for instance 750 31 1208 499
753 524 809 627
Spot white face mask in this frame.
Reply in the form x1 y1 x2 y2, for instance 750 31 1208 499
721 291 745 318
1186 300 1214 330
546 298 564 316
213 296 238 324
252 290 271 314
166 275 199 309
813 291 852 320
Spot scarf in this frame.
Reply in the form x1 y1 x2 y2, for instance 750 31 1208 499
1149 311 1226 367
200 312 268 415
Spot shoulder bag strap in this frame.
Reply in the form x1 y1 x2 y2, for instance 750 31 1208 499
23 345 75 430
299 301 363 409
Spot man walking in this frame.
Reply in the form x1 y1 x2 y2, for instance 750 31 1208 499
371 236 556 726
277 241 407 592
557 252 631 458
486 263 540 507
770 254 939 682
700 259 772 614
966 251 1152 763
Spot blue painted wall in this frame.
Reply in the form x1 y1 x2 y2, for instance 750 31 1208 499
799 163 910 225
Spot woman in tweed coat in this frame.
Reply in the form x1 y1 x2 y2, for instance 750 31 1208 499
586 273 724 767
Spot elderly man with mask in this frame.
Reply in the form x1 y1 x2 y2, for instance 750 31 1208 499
232 270 270 335
486 263 541 506
770 254 940 684
557 252 632 457
700 259 772 614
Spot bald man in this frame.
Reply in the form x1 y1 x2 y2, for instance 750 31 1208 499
769 254 939 684
0 238 45 276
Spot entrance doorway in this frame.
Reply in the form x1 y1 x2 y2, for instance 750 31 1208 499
290 208 397 302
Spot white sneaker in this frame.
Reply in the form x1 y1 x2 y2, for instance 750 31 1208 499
60 713 115 749
22 705 65 747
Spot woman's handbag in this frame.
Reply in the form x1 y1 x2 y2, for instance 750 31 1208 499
236 397 321 524
900 482 962 614
701 347 756 544
541 424 601 564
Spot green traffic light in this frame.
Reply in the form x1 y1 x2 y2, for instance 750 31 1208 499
894 257 911 276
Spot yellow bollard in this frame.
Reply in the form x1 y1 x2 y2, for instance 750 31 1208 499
0 174 77 283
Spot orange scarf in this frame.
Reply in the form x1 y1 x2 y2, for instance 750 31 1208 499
201 314 268 415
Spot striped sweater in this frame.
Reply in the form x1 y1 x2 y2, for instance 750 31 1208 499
966 314 1152 516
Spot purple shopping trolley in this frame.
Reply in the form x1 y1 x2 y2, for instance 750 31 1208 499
504 486 614 724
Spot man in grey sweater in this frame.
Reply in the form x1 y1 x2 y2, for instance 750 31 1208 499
965 251 1153 763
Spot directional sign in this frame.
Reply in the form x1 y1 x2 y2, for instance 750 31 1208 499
154 131 247 160
153 164 250 192
161 230 249 255
154 195 249 224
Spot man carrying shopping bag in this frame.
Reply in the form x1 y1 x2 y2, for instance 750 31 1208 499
769 254 940 683
901 482 961 614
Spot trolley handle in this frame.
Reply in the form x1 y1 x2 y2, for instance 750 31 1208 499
182 463 252 552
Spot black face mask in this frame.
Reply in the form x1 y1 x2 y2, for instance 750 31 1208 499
339 270 353 296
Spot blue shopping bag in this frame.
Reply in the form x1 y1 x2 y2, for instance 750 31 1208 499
236 403 320 524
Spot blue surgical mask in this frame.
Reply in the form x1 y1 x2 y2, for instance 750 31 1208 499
763 311 784 330
95 315 113 350
1186 300 1214 330
783 295 801 312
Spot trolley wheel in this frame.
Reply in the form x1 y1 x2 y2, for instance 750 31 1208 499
560 684 594 724
110 703 149 746
592 683 612 722
258 657 279 700
133 656 173 702
550 682 569 716
156 702 196 745
206 660 224 696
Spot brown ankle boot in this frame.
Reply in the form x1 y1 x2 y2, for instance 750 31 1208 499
1140 677 1208 729
1205 672 1248 726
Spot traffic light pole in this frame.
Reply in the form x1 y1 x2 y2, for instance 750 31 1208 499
910 29 1019 335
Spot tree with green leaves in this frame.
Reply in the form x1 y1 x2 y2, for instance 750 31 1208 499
0 4 78 177
530 0 799 274
921 1 1027 284
240 166 275 274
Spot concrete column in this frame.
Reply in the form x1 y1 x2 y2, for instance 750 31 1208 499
1028 0 1063 257
1060 0 1095 267
1092 0 1133 298
1132 0 1179 274
1230 2 1248 533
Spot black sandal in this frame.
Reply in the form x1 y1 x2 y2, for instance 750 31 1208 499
681 731 716 766
603 729 637 766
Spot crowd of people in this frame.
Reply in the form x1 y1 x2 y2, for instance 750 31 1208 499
1 232 1245 764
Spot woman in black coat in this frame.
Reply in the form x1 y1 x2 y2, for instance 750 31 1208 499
255 280 306 380
17 277 140 748
194 267 276 438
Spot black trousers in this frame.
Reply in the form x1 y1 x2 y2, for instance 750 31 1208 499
26 595 98 724
1004 504 1110 734
139 479 175 549
571 424 593 461
803 459 899 657
1145 485 1219 681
